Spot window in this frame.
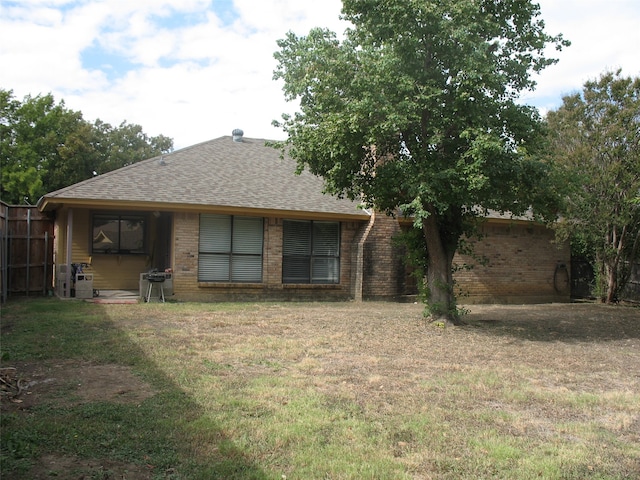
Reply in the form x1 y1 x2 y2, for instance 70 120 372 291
283 220 340 284
199 214 263 282
92 214 147 254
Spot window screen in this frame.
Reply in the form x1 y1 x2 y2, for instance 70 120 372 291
199 214 263 282
92 214 146 254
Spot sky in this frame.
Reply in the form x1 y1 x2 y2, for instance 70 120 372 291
1 0 639 150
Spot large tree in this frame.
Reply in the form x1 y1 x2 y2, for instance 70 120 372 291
547 70 640 303
1 90 85 204
91 119 174 174
1 89 173 205
273 0 568 323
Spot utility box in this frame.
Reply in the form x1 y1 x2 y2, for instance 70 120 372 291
74 273 94 299
56 264 69 298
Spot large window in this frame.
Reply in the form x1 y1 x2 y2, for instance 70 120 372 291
283 220 340 284
92 214 147 254
199 214 263 282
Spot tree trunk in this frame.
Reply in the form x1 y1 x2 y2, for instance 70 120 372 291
596 252 617 304
421 208 462 325
604 261 618 304
602 224 626 304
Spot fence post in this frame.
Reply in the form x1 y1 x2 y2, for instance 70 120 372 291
26 209 31 296
43 231 49 296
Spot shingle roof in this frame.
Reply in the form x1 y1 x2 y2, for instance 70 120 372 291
39 135 368 219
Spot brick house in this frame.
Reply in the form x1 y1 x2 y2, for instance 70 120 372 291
37 132 570 303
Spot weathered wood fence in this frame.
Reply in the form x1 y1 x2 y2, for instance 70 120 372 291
0 203 54 302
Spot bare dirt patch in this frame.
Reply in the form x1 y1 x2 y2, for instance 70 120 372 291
28 454 155 480
1 361 155 413
1 362 157 479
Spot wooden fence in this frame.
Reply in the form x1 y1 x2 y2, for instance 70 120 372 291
0 203 54 302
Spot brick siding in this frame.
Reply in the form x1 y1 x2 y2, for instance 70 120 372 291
172 213 361 302
171 211 570 304
360 213 406 300
454 222 571 303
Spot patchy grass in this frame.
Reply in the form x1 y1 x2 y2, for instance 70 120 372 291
1 299 639 479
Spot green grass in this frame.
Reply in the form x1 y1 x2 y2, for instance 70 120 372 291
0 301 141 365
1 298 639 479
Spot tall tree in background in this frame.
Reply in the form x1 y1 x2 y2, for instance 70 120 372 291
1 89 173 205
91 119 173 174
547 71 640 303
273 0 568 324
1 90 85 204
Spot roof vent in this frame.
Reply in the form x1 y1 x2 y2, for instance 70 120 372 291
232 128 244 142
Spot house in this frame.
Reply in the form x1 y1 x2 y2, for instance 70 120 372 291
36 131 570 303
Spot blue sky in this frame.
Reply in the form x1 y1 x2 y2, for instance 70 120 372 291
1 0 639 149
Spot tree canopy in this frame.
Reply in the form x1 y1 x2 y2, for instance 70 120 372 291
1 89 173 205
547 70 640 303
273 0 568 323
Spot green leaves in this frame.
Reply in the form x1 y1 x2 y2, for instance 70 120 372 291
0 90 173 204
547 70 640 302
274 0 566 215
273 0 567 317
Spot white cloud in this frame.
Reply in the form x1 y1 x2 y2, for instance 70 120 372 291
523 0 640 112
1 0 638 148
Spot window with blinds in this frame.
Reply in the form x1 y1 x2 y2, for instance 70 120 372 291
283 220 340 284
199 214 263 282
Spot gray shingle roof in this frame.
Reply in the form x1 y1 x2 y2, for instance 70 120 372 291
39 136 368 219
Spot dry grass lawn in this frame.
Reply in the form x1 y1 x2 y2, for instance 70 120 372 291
1 300 639 479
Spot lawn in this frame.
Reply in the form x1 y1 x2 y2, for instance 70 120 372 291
1 299 639 479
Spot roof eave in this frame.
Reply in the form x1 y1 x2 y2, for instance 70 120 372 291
37 197 370 221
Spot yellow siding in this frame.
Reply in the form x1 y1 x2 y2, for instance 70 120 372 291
54 207 157 291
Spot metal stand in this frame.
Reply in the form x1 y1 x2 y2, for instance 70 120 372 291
145 277 165 303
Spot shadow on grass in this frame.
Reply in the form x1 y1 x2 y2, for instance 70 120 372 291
0 298 269 479
465 302 640 343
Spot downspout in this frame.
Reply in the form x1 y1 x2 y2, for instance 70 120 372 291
354 211 375 302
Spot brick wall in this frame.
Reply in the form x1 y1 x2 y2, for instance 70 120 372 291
172 211 570 304
350 214 375 300
172 212 363 302
358 215 570 304
454 221 571 303
361 213 406 300
172 212 199 296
